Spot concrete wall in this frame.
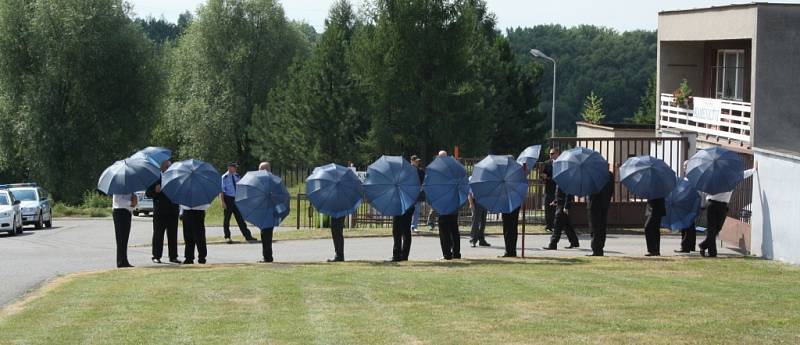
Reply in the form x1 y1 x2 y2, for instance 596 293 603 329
658 7 757 41
750 149 800 265
752 5 800 154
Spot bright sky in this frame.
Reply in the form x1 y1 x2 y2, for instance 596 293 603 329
129 0 800 32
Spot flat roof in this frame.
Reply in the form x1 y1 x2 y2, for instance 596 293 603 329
659 2 800 15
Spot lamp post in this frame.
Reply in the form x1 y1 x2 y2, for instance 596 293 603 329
530 49 556 138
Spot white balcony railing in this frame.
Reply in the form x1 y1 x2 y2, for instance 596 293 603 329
659 93 752 144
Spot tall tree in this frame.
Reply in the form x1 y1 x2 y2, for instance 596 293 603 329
160 0 307 169
0 0 160 202
627 74 656 124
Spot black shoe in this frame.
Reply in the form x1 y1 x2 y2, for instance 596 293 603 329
117 263 134 268
327 257 344 262
152 258 162 264
385 257 402 262
247 237 259 243
439 256 452 261
587 253 603 257
674 249 690 253
645 252 661 257
182 259 194 264
169 258 181 264
198 259 206 264
259 258 274 263
498 253 517 258
478 241 491 247
699 244 707 257
565 244 580 249
542 246 556 250
453 254 461 259
225 238 233 244
470 239 477 247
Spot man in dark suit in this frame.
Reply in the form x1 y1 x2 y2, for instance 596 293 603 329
328 216 346 262
410 155 425 232
675 222 696 253
389 207 414 262
500 207 520 257
544 185 579 250
146 160 181 264
258 161 276 263
587 171 615 256
541 148 560 232
644 198 666 256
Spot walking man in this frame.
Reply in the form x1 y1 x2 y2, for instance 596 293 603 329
543 185 579 250
699 163 757 257
588 171 614 256
220 162 257 243
258 161 276 263
541 148 560 232
146 160 181 264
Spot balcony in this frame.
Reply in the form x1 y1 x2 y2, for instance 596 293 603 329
659 93 752 145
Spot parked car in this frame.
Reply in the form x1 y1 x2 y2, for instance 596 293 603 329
8 183 52 229
0 187 23 236
133 191 153 217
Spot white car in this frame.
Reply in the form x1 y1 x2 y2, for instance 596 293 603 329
0 188 23 236
9 184 52 229
133 191 153 217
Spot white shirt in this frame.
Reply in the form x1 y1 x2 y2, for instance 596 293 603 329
112 194 134 211
705 168 756 204
180 204 210 211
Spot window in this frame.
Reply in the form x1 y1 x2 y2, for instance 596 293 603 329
714 50 745 101
11 189 37 201
0 193 8 205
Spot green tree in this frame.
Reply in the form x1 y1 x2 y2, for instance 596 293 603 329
581 91 605 124
160 0 307 169
628 74 656 124
0 0 160 202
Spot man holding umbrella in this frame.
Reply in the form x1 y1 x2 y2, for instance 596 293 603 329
146 160 181 264
699 162 757 257
541 148 560 232
587 171 615 256
543 185 579 250
410 155 425 232
220 162 257 243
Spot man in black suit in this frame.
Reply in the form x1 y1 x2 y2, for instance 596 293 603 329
675 222 696 253
644 198 666 256
544 185 579 250
389 207 414 262
500 207 520 257
146 160 181 264
541 148 560 232
328 216 346 262
587 171 614 256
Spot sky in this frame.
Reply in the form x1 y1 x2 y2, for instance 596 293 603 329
129 0 800 32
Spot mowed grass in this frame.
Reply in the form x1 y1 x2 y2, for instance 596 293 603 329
1 258 799 345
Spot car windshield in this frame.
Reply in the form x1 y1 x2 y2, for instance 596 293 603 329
10 189 37 201
0 194 9 205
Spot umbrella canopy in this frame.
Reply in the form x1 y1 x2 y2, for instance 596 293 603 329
686 147 745 194
552 147 610 197
161 159 222 207
97 157 161 195
470 155 529 213
620 155 678 199
235 170 291 229
363 156 420 216
661 178 701 231
423 156 469 215
516 145 542 169
306 163 363 218
130 146 171 167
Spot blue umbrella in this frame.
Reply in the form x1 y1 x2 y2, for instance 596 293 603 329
620 156 677 199
516 145 542 169
131 146 171 167
470 155 529 213
686 147 745 194
235 171 291 229
552 147 610 197
423 156 469 215
161 159 222 207
306 163 363 218
363 156 420 216
662 178 701 231
97 157 161 195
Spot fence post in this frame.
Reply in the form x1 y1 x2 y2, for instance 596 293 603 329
296 194 301 230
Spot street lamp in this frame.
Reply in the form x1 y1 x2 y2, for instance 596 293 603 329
530 48 556 138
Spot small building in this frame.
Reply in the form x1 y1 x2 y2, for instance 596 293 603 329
657 3 800 264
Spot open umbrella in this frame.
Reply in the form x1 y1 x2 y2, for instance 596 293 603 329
661 178 701 231
552 147 610 197
686 147 745 194
423 156 469 215
161 159 221 207
97 157 161 195
306 163 363 218
130 146 171 167
470 155 529 213
363 156 420 216
516 145 542 169
235 170 291 229
620 155 677 199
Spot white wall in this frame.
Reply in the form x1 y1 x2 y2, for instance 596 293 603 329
750 149 800 264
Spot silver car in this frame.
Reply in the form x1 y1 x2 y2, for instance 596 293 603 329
9 184 52 229
0 188 23 236
133 191 154 217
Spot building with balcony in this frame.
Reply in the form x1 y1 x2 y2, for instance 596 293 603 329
657 3 800 264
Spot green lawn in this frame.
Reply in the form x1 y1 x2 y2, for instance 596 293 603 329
1 258 799 344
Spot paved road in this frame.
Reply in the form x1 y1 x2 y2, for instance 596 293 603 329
0 218 739 307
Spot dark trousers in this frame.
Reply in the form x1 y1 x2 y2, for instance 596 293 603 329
183 210 207 261
260 227 274 261
223 195 253 240
502 208 520 256
331 217 345 260
549 208 579 247
644 213 662 255
152 213 179 260
392 207 414 260
680 222 697 252
470 205 487 242
112 209 132 267
544 195 556 229
700 201 728 257
589 205 609 255
438 214 460 259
